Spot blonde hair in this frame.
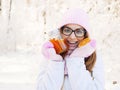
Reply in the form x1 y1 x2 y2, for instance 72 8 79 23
85 51 96 73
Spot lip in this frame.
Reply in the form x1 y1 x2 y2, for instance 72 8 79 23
66 40 79 47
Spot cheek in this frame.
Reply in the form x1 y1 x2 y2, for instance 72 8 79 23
60 34 69 45
60 34 68 39
77 37 84 42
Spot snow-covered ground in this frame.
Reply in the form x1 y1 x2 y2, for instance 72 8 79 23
0 52 42 90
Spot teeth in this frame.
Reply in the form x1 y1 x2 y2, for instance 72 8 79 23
67 40 78 44
69 42 76 44
68 41 77 44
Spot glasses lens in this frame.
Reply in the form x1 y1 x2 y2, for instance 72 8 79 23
62 27 72 36
75 29 85 37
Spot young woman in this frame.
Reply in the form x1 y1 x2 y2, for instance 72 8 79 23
37 8 105 90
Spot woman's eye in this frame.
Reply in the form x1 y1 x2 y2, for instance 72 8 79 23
65 29 70 32
64 28 71 33
75 29 85 37
75 30 83 34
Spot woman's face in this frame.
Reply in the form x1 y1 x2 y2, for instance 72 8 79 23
60 24 86 50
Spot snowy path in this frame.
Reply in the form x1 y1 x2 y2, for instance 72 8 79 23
0 52 41 90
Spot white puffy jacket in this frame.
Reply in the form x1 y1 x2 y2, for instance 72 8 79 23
37 52 105 90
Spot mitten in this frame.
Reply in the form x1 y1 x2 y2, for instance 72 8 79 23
42 41 63 61
70 40 96 58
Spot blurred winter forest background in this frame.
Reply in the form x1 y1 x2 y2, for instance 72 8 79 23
0 0 120 90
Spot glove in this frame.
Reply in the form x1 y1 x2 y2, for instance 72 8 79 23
69 40 96 58
41 41 63 61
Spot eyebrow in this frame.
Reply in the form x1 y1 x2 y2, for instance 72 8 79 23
64 26 84 30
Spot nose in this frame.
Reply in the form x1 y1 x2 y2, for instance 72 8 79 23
69 32 77 40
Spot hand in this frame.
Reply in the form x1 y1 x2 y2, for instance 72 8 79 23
69 40 96 58
42 41 63 61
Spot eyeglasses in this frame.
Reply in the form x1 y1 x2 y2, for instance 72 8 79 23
60 26 86 37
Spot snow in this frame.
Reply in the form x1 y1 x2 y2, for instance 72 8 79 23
0 0 120 90
0 52 42 90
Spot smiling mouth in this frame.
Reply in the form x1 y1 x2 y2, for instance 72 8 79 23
67 40 79 47
67 40 78 44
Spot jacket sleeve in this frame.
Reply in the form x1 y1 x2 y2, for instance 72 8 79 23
37 58 65 90
66 52 105 90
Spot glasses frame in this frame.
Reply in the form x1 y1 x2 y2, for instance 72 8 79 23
60 26 86 38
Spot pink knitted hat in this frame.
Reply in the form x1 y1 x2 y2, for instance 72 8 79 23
58 8 91 36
